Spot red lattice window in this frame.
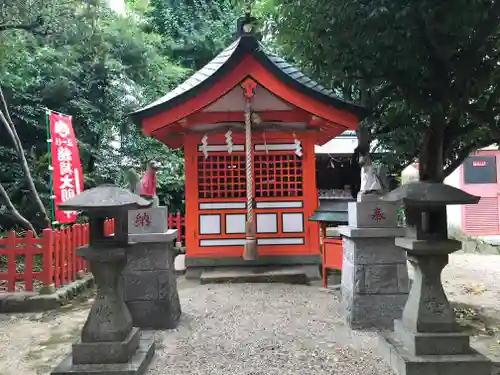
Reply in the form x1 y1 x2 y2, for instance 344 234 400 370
254 153 303 198
198 155 246 199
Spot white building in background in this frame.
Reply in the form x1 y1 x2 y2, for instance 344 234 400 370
314 130 384 155
315 130 358 155
402 144 500 243
313 130 388 199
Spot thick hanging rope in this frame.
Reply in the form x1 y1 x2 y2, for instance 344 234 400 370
245 99 253 222
243 96 258 260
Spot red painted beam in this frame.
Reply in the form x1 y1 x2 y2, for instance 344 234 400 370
151 115 347 148
140 55 358 135
186 108 311 124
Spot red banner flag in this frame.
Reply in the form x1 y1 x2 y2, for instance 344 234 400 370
48 111 84 224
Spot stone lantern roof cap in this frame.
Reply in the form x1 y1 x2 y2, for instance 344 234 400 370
58 184 152 212
382 181 480 207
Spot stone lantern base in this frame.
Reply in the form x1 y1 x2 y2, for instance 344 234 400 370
123 229 181 329
51 247 155 375
379 330 490 375
51 333 154 375
378 237 491 375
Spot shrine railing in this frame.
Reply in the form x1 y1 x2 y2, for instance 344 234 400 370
0 220 114 293
0 213 185 293
168 211 185 245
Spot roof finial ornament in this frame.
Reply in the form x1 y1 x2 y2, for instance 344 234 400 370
244 0 252 18
237 0 260 38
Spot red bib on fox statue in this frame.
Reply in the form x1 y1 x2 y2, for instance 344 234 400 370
140 161 158 198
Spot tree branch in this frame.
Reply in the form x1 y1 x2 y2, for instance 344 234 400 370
0 90 22 157
461 1 500 60
0 87 50 227
0 183 36 233
467 99 500 143
443 109 471 155
393 148 420 176
415 7 454 75
485 84 500 112
0 15 44 33
443 142 483 179
467 87 500 124
0 23 38 32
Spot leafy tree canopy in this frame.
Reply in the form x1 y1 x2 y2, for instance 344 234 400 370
260 0 500 181
146 0 239 70
0 0 188 231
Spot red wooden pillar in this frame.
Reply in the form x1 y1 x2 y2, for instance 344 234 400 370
184 135 198 258
175 212 182 243
24 231 34 291
42 228 54 289
6 232 16 292
54 229 61 288
83 224 89 271
75 224 82 273
302 133 320 255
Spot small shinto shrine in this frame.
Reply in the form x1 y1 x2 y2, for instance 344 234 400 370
130 14 365 275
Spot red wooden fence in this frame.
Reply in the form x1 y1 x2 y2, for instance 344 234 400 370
168 211 185 245
0 213 185 293
0 231 47 293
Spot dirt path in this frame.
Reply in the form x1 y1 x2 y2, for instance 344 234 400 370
441 254 500 361
0 278 199 375
0 254 498 375
0 295 91 375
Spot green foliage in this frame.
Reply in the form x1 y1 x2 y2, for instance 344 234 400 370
265 0 500 180
146 0 239 70
125 0 151 13
0 0 189 232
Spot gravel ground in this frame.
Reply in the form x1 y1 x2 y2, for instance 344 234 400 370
148 283 391 375
443 253 500 317
441 253 500 361
0 253 499 375
0 299 91 375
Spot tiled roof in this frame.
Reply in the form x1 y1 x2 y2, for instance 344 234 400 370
264 51 338 99
130 34 366 120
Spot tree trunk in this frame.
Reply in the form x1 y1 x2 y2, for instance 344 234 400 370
419 114 445 183
0 183 37 233
0 88 50 227
418 114 447 236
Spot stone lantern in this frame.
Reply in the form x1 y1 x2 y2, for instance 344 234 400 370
378 181 491 375
51 185 155 375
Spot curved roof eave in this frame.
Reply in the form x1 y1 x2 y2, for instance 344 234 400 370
129 34 369 125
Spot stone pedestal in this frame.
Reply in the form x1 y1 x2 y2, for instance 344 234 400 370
128 207 168 235
338 201 409 329
379 238 492 375
123 206 181 329
52 247 154 375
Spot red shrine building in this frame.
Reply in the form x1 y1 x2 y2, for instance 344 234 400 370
130 16 365 276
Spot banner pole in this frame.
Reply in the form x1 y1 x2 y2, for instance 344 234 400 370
45 110 56 230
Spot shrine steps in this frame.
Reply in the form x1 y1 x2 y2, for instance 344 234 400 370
197 266 319 285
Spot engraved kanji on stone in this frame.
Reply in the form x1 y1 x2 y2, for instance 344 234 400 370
372 207 386 222
134 212 151 228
